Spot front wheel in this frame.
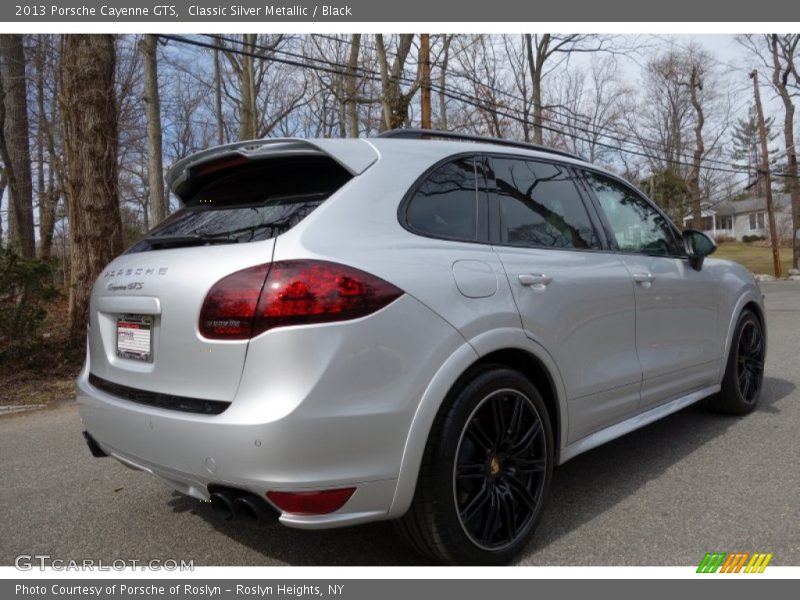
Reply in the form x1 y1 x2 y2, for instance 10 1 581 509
708 310 765 415
395 367 553 565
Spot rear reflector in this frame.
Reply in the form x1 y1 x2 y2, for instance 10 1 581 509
266 488 356 515
199 260 402 340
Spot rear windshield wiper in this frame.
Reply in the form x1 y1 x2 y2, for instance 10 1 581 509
143 233 240 249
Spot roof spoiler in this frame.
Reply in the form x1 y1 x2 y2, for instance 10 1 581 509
166 138 379 202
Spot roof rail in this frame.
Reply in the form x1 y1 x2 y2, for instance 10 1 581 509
377 128 585 161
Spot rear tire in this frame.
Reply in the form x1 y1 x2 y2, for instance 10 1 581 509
707 310 765 415
395 366 553 565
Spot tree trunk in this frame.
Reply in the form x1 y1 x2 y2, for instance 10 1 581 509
0 167 6 243
214 46 224 145
419 34 431 129
770 35 800 270
140 34 167 225
438 36 451 130
688 65 705 228
238 34 258 140
345 34 361 137
376 34 416 132
0 34 36 257
751 69 782 278
60 34 123 339
525 33 548 145
35 35 58 262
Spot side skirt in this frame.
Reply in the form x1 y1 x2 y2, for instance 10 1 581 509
559 384 721 464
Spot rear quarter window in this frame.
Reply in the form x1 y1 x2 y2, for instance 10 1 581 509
404 157 479 242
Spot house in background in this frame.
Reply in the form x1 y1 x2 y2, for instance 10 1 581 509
683 193 793 242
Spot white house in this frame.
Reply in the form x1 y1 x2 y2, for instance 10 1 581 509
682 193 793 242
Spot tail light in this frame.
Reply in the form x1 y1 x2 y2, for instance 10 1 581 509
199 260 403 340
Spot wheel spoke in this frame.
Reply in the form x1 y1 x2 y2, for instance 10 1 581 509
506 474 537 511
510 419 541 457
498 487 516 541
738 366 747 387
491 397 507 446
460 482 491 523
480 488 500 545
466 421 494 453
513 456 547 474
742 370 751 399
456 462 486 480
507 396 524 439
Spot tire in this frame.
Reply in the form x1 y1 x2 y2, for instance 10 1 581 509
707 310 765 415
395 366 553 565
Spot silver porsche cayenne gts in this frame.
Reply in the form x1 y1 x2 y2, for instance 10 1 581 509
77 129 766 564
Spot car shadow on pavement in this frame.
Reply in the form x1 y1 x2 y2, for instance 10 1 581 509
170 376 794 566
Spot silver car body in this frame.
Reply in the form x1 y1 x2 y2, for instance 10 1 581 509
77 137 765 529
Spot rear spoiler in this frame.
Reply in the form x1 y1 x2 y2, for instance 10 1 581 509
166 138 379 203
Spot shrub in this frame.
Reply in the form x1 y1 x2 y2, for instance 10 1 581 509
0 247 59 346
742 234 766 243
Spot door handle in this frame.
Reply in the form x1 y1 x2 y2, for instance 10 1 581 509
519 273 553 287
632 272 655 285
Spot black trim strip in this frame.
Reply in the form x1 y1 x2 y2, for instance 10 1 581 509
88 373 230 415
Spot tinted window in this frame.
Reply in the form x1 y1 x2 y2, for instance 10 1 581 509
584 172 683 256
405 157 478 241
127 156 351 253
493 158 599 249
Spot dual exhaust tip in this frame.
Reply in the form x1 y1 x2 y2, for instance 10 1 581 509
208 487 273 522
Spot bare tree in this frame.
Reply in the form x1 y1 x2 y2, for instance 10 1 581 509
375 34 418 131
60 34 123 337
524 34 621 145
140 34 167 225
0 34 36 257
345 34 362 137
548 55 631 163
437 35 452 130
685 59 706 227
739 34 800 268
770 35 799 269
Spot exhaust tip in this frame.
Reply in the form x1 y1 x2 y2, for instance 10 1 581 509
209 492 235 520
232 496 262 522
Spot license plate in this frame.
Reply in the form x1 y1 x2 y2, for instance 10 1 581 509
116 315 153 362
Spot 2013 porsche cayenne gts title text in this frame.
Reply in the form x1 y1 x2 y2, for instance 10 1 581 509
78 129 766 564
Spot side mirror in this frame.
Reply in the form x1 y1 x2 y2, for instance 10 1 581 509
682 229 717 271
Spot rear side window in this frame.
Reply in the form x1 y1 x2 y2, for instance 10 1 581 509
492 158 600 250
404 157 478 241
127 156 351 253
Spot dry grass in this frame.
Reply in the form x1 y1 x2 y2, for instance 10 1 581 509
713 241 794 275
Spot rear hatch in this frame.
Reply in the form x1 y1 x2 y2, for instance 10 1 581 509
87 139 377 404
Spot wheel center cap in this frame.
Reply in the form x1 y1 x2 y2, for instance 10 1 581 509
489 456 501 477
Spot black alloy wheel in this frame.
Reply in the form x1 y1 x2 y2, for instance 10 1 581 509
453 389 548 551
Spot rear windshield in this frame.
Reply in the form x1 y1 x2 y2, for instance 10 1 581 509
127 156 351 253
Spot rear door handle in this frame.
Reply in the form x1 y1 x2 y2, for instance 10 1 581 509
518 273 553 287
632 272 655 285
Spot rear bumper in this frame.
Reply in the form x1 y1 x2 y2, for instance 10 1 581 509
77 293 464 529
78 372 397 528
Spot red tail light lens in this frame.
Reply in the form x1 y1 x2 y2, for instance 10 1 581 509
199 260 402 340
198 264 270 340
253 260 402 335
266 487 356 515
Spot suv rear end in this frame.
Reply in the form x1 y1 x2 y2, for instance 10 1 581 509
77 138 468 527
